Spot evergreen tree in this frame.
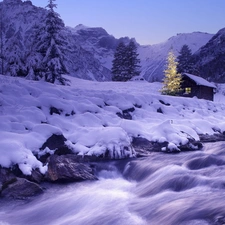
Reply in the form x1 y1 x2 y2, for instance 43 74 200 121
25 23 43 80
125 40 140 80
0 6 4 74
177 44 193 74
112 40 140 81
35 0 68 84
161 50 182 96
111 42 127 81
5 26 26 76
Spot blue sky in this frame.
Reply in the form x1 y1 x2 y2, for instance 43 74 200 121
30 0 225 45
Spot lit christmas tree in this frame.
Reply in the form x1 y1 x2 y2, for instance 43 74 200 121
161 50 182 95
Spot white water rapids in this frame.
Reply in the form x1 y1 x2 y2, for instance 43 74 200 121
0 142 225 225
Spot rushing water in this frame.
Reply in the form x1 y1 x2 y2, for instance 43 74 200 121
1 142 225 225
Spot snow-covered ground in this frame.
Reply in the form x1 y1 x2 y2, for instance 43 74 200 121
1 75 225 175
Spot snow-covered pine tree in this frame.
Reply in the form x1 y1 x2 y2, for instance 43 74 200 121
5 26 26 76
111 42 127 81
25 23 45 81
161 50 182 96
177 44 193 74
0 6 4 74
35 0 68 84
125 40 140 80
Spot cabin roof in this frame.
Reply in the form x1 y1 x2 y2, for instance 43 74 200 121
183 73 216 89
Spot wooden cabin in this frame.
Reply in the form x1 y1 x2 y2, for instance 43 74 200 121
181 73 216 101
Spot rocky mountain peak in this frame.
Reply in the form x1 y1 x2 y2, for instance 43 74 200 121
0 1 112 81
0 0 223 82
139 32 214 82
191 28 225 82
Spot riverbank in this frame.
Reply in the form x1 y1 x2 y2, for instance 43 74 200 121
1 134 224 200
1 75 225 200
1 141 225 225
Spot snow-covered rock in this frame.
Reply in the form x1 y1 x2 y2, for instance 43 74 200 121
1 75 225 175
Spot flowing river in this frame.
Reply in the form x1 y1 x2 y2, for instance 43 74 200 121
0 142 225 225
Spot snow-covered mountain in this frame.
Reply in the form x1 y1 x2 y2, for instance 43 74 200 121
191 28 225 83
0 0 217 82
139 32 214 82
69 24 131 72
70 24 213 82
0 0 111 81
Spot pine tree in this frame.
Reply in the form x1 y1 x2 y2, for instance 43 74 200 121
161 50 182 96
125 40 140 80
25 23 43 80
111 42 127 81
5 26 26 76
112 40 140 81
0 6 4 74
35 0 68 84
177 44 193 74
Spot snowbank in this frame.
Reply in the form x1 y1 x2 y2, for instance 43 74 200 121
0 75 225 174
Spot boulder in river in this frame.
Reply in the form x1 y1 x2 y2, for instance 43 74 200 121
132 137 203 155
1 177 43 199
45 155 97 182
39 134 74 162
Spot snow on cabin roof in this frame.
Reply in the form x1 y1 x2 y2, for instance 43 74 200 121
183 73 216 89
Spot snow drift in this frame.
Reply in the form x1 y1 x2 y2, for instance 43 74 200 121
0 75 225 175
